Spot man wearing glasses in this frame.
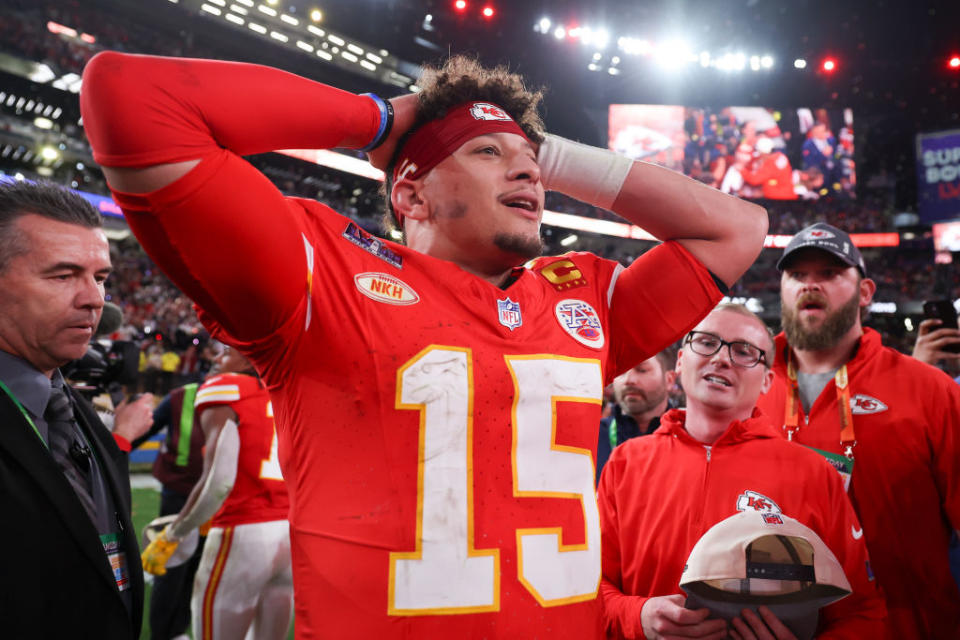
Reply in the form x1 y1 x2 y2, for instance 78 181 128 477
597 304 886 640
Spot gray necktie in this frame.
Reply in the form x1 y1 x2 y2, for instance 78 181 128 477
44 386 98 524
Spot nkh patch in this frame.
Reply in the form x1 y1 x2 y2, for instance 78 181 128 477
554 299 604 349
497 297 522 331
470 102 512 121
342 222 403 269
354 272 419 306
850 394 887 415
736 490 782 514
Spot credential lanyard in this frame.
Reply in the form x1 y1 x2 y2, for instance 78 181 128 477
0 379 48 449
784 351 856 459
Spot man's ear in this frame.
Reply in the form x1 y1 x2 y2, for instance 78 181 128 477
859 276 877 308
391 179 429 222
664 370 677 388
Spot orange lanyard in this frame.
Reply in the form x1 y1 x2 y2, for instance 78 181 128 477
784 351 857 459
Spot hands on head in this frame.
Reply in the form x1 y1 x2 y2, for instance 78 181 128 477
366 93 421 172
912 319 960 366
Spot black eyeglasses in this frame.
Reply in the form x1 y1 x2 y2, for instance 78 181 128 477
684 331 767 368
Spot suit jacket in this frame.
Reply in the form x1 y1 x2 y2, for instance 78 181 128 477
0 385 144 639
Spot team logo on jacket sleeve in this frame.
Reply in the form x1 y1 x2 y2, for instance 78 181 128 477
736 490 781 514
850 394 888 415
354 273 419 305
554 299 605 349
497 297 522 330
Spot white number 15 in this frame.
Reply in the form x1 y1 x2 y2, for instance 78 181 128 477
388 346 602 615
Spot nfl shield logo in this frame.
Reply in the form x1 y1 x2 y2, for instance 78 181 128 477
497 297 522 331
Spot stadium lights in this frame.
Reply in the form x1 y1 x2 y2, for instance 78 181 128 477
538 17 550 32
822 57 836 72
482 6 494 19
310 8 322 22
39 146 60 162
794 58 807 69
949 55 960 69
33 117 53 130
553 26 566 40
560 234 578 247
454 0 467 12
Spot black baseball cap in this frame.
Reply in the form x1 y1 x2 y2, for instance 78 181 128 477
776 223 866 276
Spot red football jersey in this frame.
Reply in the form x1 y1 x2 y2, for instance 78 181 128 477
194 372 289 527
193 205 719 638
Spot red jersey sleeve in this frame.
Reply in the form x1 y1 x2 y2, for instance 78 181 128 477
607 241 723 379
194 373 250 416
80 52 382 343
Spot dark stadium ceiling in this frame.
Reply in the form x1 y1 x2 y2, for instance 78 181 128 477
286 0 959 109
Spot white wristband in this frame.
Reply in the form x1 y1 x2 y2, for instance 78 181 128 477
536 134 633 210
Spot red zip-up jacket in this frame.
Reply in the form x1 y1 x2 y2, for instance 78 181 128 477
758 329 960 639
598 408 886 639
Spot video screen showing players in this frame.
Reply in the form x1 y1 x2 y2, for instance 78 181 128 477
608 104 855 201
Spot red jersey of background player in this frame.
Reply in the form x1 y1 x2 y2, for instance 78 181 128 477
194 373 288 527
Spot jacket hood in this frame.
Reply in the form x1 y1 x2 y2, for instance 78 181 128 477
656 407 781 447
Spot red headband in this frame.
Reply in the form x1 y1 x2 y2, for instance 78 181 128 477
391 101 529 224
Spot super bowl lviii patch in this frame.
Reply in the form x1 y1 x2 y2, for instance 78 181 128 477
554 299 604 349
342 222 403 268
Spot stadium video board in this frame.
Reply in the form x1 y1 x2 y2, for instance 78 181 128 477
608 105 855 201
916 129 960 223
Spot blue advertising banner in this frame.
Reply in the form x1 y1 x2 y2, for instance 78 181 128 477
917 129 960 223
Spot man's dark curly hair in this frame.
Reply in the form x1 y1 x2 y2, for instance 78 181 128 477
381 55 545 237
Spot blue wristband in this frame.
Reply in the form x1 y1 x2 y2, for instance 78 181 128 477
360 93 392 152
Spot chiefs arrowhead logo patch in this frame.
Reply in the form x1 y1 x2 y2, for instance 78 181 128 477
736 490 781 514
849 394 887 415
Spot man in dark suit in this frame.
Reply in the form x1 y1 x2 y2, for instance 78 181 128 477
0 180 145 638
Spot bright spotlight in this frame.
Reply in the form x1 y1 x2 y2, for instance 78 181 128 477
655 39 693 69
454 0 466 11
949 55 960 69
553 26 566 39
794 58 807 69
760 55 774 68
822 58 836 72
593 28 610 49
560 234 578 246
538 17 550 32
40 146 60 161
310 8 322 21
481 5 494 18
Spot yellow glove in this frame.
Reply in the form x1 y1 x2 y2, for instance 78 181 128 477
141 526 180 576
